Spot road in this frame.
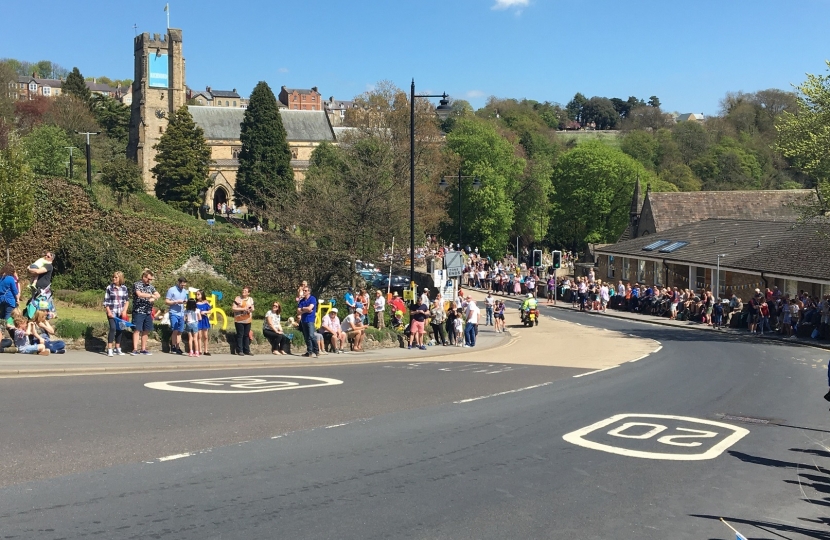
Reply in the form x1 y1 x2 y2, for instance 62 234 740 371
0 302 827 539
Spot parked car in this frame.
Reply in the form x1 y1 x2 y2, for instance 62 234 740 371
372 274 410 294
356 260 381 281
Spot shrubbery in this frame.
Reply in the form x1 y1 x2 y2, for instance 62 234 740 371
55 230 141 290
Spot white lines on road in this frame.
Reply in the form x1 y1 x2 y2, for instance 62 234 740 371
454 382 553 404
573 366 618 378
157 452 195 462
325 423 350 429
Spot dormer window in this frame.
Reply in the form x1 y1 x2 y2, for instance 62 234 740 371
29 82 37 92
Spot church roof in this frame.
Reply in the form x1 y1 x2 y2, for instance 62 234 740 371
643 189 812 233
188 106 335 142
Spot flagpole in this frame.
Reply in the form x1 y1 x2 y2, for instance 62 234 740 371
720 518 746 539
165 3 170 29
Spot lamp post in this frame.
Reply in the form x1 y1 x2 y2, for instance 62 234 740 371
75 132 100 186
716 253 727 297
409 79 452 302
64 146 77 179
438 171 481 249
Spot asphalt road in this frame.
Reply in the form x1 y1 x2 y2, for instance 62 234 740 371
0 308 828 540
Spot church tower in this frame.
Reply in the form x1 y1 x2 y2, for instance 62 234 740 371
126 28 186 192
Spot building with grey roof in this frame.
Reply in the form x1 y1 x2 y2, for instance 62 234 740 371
187 106 335 210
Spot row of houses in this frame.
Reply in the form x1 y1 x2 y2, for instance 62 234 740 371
8 75 131 102
591 182 829 300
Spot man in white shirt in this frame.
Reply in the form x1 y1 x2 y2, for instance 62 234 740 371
464 297 480 347
341 308 366 352
484 293 495 326
321 308 347 353
373 290 386 329
420 288 430 307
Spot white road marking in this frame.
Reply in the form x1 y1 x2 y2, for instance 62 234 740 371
454 382 553 404
573 366 618 378
145 375 343 394
563 414 749 461
325 423 349 429
158 452 194 462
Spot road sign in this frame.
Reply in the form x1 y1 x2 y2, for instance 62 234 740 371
445 251 464 278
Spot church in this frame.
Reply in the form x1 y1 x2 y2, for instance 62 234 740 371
126 28 336 210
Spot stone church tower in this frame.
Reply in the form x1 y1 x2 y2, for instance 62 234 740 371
126 28 186 192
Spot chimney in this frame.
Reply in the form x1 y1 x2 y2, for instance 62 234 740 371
206 86 211 92
312 86 318 93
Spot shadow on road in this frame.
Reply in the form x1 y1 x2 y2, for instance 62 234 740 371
691 514 830 540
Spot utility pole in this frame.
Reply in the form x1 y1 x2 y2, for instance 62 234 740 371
75 132 99 186
64 146 77 180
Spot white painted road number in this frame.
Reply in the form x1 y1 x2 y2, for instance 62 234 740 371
145 375 343 394
562 414 749 461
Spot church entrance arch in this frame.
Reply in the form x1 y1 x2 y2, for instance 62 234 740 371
213 186 228 213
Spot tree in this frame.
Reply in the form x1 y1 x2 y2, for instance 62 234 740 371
151 105 213 213
101 156 144 203
22 124 71 176
0 61 16 122
775 64 830 219
45 94 98 135
648 96 661 108
0 135 35 261
63 67 91 104
566 92 587 125
551 141 663 249
14 96 52 133
444 117 524 254
582 96 618 130
620 130 658 169
671 120 710 164
235 81 293 213
90 94 130 147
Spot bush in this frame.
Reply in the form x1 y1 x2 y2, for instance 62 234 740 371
54 319 90 340
55 230 141 290
53 288 104 308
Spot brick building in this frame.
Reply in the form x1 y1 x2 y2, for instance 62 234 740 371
278 86 322 111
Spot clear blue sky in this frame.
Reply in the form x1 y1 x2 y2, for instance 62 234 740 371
2 0 829 115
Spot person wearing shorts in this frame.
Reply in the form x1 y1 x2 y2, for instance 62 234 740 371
165 277 189 354
131 269 160 355
409 302 428 350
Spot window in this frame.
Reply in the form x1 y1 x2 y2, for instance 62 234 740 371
232 147 241 159
695 267 706 290
311 95 316 101
225 100 229 106
197 99 203 104
291 148 298 159
311 106 315 110
607 256 615 279
293 105 298 109
622 258 630 281
637 260 645 283
233 101 236 107
159 126 163 133
653 261 664 285
42 87 51 96
29 82 37 92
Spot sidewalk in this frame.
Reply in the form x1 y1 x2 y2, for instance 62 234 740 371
490 290 830 352
0 324 511 377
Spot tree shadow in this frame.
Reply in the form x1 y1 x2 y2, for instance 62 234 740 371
728 450 830 475
691 513 830 540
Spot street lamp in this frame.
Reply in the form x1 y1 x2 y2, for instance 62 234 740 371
716 253 727 297
438 171 480 249
410 79 452 301
64 146 77 179
75 131 100 186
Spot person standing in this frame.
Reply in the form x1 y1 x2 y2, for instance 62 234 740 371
131 270 160 355
27 251 55 299
0 263 19 337
344 287 356 314
430 299 448 345
484 292 495 326
195 290 212 356
263 301 291 355
373 289 386 329
103 271 129 357
297 286 319 357
464 296 480 347
232 286 255 356
408 301 428 350
165 277 189 354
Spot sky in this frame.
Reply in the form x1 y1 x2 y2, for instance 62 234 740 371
2 0 829 116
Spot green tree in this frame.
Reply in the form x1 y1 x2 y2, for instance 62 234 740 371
0 61 16 122
776 61 830 218
582 96 618 129
0 135 35 261
445 117 524 254
620 130 658 169
691 138 762 190
659 163 701 191
235 81 293 213
551 141 664 249
101 156 144 203
22 124 71 176
672 120 710 164
63 67 91 104
566 92 587 124
90 94 130 147
648 96 661 108
151 105 213 214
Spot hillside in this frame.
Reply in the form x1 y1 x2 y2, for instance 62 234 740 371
8 177 347 295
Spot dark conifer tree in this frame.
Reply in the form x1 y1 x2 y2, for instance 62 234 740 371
63 67 91 104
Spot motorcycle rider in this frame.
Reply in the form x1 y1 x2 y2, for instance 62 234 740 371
521 292 539 323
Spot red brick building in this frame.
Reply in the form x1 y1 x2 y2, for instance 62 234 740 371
278 86 322 111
